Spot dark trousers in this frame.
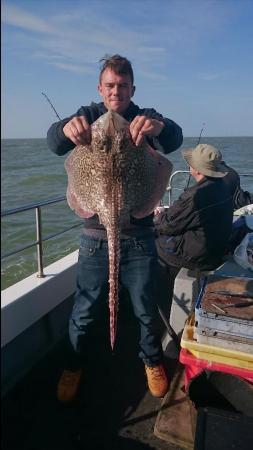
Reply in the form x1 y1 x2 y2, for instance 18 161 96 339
68 234 164 367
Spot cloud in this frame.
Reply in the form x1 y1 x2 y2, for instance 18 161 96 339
2 3 56 34
2 2 153 75
2 0 253 137
1 0 239 79
49 62 96 75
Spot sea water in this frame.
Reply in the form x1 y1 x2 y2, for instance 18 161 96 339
1 137 253 289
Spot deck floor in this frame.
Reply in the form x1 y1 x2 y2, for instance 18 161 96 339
2 301 184 450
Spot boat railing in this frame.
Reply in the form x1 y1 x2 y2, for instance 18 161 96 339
166 171 253 207
166 170 190 206
1 196 83 278
1 171 252 280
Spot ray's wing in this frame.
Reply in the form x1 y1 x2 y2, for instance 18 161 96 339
131 145 173 218
66 186 95 218
64 145 96 218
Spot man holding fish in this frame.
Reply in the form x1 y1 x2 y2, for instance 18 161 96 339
47 54 183 402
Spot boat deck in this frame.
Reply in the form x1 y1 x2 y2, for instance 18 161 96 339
2 300 183 450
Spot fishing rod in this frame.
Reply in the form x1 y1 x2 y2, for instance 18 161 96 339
41 92 62 120
196 122 205 145
185 122 205 190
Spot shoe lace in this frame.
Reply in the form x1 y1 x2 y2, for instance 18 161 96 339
148 366 164 380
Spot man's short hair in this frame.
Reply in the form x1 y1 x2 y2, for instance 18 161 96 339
99 54 134 84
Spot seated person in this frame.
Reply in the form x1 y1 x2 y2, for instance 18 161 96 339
155 144 234 289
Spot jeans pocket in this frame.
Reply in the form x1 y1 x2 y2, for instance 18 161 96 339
79 241 97 257
134 238 157 256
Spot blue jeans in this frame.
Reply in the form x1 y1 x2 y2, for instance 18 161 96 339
69 234 164 367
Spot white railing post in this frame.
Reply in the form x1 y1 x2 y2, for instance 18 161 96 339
35 206 45 278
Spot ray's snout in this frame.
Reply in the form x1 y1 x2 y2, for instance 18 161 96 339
102 110 128 135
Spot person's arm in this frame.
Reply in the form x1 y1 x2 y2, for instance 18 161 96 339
155 117 183 154
47 106 93 156
47 117 76 156
223 165 253 209
155 190 198 236
129 107 183 154
233 186 253 209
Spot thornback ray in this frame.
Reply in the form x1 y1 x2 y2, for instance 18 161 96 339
64 110 173 349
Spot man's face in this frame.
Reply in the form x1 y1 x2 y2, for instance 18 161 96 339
190 165 205 181
189 165 198 180
98 68 135 114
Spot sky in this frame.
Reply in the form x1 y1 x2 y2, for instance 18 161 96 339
1 0 253 138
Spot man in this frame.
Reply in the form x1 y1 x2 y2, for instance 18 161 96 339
156 144 234 278
47 54 183 401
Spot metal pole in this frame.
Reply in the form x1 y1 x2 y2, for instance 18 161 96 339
157 306 181 350
35 207 45 278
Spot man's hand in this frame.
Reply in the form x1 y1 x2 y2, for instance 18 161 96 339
129 115 165 146
154 206 166 216
63 116 91 146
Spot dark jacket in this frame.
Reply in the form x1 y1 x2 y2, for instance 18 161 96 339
222 164 253 209
47 101 183 230
47 101 183 156
155 177 234 271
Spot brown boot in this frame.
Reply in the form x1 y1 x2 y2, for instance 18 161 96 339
56 369 82 403
145 364 169 398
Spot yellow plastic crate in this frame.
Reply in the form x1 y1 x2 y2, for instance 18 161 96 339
181 315 253 370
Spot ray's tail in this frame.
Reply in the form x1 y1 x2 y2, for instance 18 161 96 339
106 197 121 350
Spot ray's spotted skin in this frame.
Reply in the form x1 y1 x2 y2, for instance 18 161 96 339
65 110 172 349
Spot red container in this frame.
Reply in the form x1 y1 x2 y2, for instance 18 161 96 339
179 348 253 388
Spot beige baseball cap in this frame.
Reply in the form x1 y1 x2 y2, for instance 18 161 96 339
182 143 227 178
